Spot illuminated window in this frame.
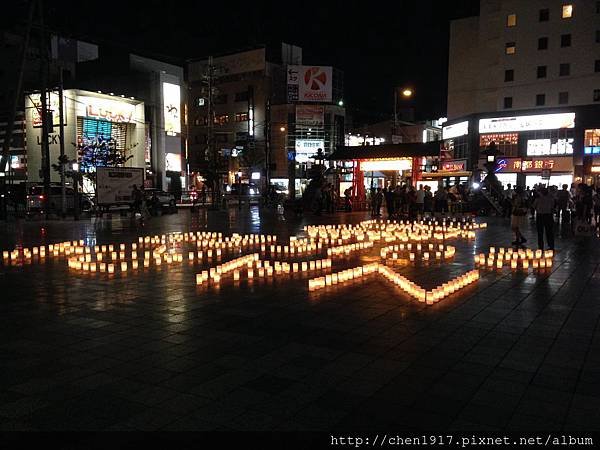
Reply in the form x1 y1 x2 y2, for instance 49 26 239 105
561 34 571 47
503 97 513 109
558 92 569 104
507 14 517 27
585 129 600 146
479 133 519 157
538 37 548 50
537 66 547 78
214 114 230 125
539 8 549 21
562 4 573 18
594 89 600 102
234 112 249 122
505 42 516 54
559 63 570 76
536 94 546 106
504 69 514 82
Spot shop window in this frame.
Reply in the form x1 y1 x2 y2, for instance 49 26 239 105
585 129 600 146
537 65 547 78
503 97 513 109
505 42 516 54
538 37 548 50
559 63 570 76
507 14 517 27
594 89 600 102
536 94 546 106
561 34 571 47
539 8 549 21
234 112 249 122
558 91 569 104
562 4 573 18
504 69 514 82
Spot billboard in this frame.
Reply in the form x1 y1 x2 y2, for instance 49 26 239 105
295 139 324 162
96 167 144 205
29 91 63 128
526 138 573 156
296 105 324 127
287 65 332 103
479 113 575 133
442 121 469 140
163 83 181 135
77 96 136 123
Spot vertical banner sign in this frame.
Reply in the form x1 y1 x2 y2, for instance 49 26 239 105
163 83 181 135
287 66 299 103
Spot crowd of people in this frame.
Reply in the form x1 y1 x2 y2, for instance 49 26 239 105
368 183 472 220
504 182 600 251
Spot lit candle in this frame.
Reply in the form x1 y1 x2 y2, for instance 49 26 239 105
108 264 115 274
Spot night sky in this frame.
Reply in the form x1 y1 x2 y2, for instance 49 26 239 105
13 0 480 124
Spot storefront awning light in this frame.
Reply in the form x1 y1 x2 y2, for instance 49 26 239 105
360 159 412 172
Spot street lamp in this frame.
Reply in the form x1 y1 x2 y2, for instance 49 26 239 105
280 126 286 132
401 88 413 98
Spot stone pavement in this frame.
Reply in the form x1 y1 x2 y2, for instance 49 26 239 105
0 208 599 431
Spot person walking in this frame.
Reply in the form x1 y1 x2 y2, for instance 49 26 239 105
510 186 528 246
555 184 571 225
533 187 555 251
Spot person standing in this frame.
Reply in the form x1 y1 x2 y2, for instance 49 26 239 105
511 186 528 246
533 187 555 251
384 187 394 218
415 185 425 217
556 184 571 225
374 188 384 217
131 184 143 215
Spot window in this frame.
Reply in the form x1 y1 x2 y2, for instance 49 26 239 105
234 91 249 102
594 89 600 102
536 94 546 106
504 97 513 109
479 133 519 157
213 94 227 105
537 65 547 78
214 114 229 125
558 92 569 104
596 59 600 72
561 34 571 47
539 8 549 21
504 69 514 82
538 37 548 50
507 13 517 27
559 63 571 76
234 112 249 122
505 42 516 54
562 4 573 18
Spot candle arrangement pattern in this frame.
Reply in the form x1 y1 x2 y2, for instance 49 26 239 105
474 247 555 271
0 218 533 306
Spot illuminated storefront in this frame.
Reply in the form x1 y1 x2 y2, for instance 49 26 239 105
25 90 146 187
493 157 573 188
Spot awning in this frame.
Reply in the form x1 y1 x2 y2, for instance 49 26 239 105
329 141 442 161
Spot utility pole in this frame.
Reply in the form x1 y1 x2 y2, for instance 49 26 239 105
38 0 52 218
58 67 66 216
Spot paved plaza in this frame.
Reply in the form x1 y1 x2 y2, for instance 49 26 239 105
1 208 599 432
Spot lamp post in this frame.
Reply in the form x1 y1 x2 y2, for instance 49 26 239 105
72 162 81 221
237 170 242 209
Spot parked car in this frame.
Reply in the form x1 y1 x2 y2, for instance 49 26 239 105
143 188 177 214
26 184 94 215
224 183 260 205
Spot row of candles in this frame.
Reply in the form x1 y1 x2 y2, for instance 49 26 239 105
380 243 456 262
308 262 479 305
475 247 555 270
196 257 333 285
327 241 374 257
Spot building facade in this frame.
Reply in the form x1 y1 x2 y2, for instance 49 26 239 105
446 0 600 186
186 44 345 197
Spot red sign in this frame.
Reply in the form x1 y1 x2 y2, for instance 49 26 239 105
441 159 467 172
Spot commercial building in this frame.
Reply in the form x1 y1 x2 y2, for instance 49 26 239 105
445 0 600 187
25 89 146 192
186 44 344 197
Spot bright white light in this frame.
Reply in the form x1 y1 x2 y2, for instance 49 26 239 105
251 172 261 180
422 130 428 143
360 159 412 172
472 182 481 190
72 163 79 171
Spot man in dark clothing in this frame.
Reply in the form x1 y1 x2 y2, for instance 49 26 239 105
384 187 394 218
533 187 555 251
